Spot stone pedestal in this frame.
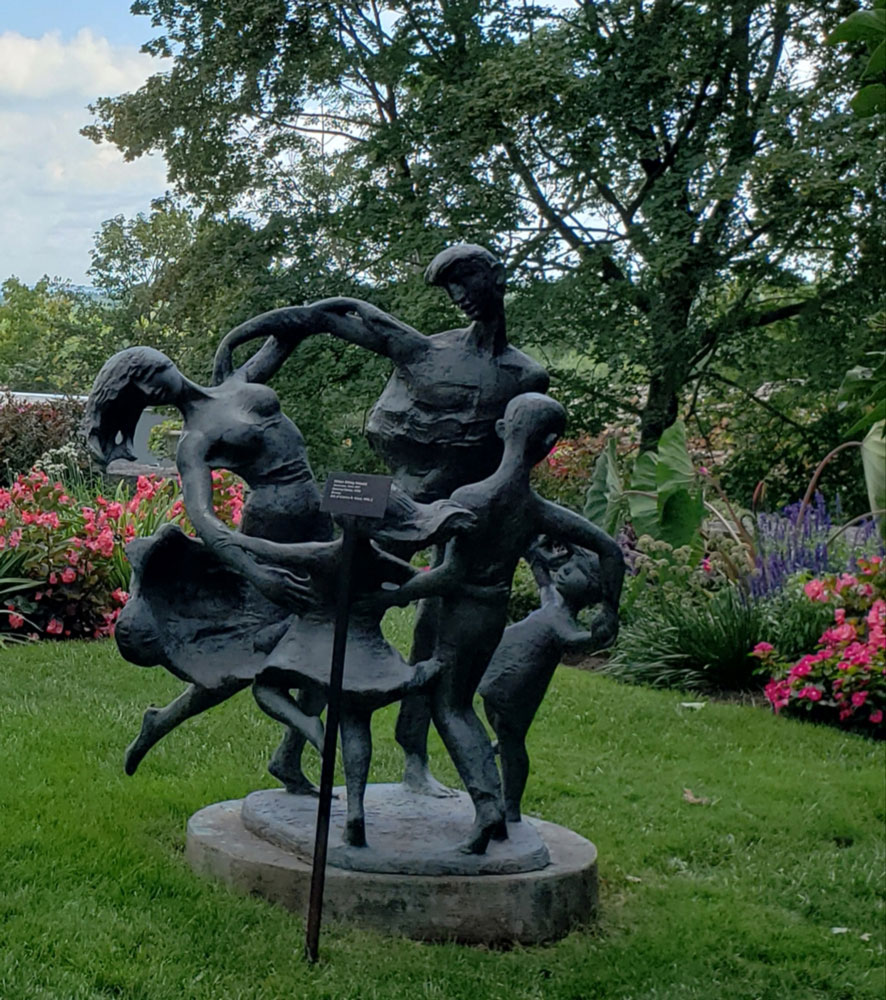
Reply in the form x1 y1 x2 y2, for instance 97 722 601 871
186 785 597 945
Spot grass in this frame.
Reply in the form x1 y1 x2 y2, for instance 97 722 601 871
0 621 884 1000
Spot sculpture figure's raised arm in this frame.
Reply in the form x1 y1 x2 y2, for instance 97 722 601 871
176 434 313 609
212 297 427 385
534 499 624 646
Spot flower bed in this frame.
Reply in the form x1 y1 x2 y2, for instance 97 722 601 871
754 555 885 734
1 468 243 641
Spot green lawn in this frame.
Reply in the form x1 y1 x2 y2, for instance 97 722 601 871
0 632 883 1000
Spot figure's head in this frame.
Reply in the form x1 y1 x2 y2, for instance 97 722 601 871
425 244 505 322
552 546 602 610
85 347 183 467
496 393 566 467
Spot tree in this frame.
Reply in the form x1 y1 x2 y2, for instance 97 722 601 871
0 278 113 394
85 1 884 449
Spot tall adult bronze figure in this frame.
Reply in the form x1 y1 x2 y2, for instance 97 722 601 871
212 245 550 793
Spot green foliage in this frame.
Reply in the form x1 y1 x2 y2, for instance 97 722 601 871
82 1 886 449
827 1 886 116
606 585 768 692
585 420 706 549
0 393 85 483
0 278 117 394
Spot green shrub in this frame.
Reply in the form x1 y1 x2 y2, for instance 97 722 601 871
606 585 767 692
0 392 85 482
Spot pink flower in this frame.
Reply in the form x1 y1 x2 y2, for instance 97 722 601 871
8 529 21 548
834 573 858 594
45 618 63 635
8 612 24 629
702 557 712 573
60 567 76 584
870 710 883 724
48 572 58 585
804 579 827 602
834 608 846 624
752 641 774 657
851 691 868 708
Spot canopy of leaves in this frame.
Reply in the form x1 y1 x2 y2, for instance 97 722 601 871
77 2 883 479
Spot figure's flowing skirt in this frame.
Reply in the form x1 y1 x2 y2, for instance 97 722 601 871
114 523 292 689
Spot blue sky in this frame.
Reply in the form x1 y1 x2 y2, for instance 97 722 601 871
4 1 151 46
0 2 168 287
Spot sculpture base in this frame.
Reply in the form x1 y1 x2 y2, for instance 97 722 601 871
186 792 598 945
241 785 551 875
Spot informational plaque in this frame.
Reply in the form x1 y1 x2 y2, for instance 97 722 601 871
320 472 392 519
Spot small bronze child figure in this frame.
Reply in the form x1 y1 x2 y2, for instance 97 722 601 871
479 539 611 823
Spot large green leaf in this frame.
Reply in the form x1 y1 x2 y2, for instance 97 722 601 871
864 40 886 78
861 420 886 538
584 438 627 534
654 420 696 494
657 488 706 550
827 9 886 45
851 83 886 116
628 450 660 539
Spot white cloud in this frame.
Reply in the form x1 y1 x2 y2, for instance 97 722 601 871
0 29 153 100
0 30 168 286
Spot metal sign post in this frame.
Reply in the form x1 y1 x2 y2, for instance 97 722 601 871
304 473 391 964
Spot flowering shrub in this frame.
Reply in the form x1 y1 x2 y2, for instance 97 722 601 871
754 555 885 734
749 492 882 599
534 429 635 511
0 392 85 480
1 468 244 641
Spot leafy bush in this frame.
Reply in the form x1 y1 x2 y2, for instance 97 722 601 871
606 585 768 692
0 393 85 482
755 555 886 735
0 468 244 641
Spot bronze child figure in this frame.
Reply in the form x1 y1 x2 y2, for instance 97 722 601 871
479 540 608 823
380 393 625 854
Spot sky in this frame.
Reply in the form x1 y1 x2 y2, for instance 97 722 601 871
0 2 169 287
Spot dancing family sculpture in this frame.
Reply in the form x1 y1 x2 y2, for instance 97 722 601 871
86 244 624 858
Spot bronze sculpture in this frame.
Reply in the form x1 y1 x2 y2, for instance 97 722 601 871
88 245 625 859
211 245 552 796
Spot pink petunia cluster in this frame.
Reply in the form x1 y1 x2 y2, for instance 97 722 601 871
1 467 245 642
757 556 886 732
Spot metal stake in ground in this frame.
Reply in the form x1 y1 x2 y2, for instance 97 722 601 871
304 515 357 963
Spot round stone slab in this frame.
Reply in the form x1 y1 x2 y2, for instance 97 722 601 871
241 784 550 875
187 797 598 945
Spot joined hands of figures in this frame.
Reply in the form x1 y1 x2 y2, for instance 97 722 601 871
252 565 319 612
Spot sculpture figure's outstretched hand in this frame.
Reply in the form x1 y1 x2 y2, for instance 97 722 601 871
250 564 318 612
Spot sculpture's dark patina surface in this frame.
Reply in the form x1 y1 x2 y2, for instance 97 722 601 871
86 244 625 863
479 540 608 823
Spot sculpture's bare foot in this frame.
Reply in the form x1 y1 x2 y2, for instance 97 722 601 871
402 757 457 798
124 707 161 776
458 815 507 855
267 757 320 796
344 817 366 847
